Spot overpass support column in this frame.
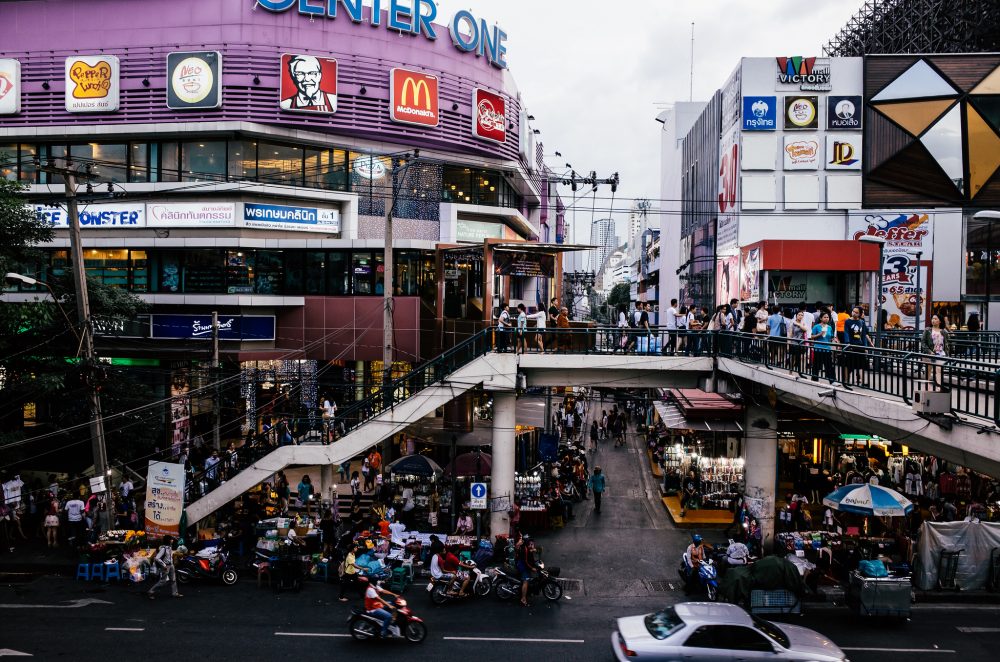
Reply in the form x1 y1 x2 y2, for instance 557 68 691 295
320 463 335 509
490 391 516 537
744 403 778 552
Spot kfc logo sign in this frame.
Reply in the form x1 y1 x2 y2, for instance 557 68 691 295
473 88 506 143
390 69 439 127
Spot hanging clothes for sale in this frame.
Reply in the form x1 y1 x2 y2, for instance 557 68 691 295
955 471 972 500
939 471 956 495
887 456 905 485
912 471 923 497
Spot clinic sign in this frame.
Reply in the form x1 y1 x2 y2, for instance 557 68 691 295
256 1 508 69
144 461 185 538
147 202 236 227
244 202 340 233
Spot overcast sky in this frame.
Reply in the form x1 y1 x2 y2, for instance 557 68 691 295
441 0 862 242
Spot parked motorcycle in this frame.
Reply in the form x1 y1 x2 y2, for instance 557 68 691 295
427 564 492 604
679 553 719 601
176 550 239 586
347 597 427 644
491 562 563 602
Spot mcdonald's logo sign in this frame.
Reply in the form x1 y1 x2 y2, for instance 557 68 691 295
390 68 439 127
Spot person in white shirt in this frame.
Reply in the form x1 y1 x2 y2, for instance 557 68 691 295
65 497 86 546
799 301 815 332
527 309 547 352
665 299 679 355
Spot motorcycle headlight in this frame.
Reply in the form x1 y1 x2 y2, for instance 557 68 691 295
396 598 407 608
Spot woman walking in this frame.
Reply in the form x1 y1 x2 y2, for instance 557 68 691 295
43 492 60 548
589 419 599 453
921 314 952 389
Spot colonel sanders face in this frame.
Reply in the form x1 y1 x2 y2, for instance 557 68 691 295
289 56 323 100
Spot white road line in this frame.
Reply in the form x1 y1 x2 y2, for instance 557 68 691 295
841 648 956 653
443 636 585 644
958 627 1000 633
105 627 144 632
274 632 351 638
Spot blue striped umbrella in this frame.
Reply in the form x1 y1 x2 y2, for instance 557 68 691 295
822 483 914 517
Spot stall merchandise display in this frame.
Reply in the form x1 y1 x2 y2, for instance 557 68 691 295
515 473 546 511
698 456 745 510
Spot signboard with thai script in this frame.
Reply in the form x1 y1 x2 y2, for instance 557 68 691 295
144 461 185 538
243 202 340 233
492 251 554 277
147 203 235 227
65 55 119 113
150 315 276 341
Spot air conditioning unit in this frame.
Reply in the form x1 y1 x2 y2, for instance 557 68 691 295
912 389 950 415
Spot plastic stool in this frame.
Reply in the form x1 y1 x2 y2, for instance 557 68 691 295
75 564 91 581
90 563 105 582
104 561 121 582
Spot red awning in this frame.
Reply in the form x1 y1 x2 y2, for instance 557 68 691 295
666 388 743 420
743 240 881 272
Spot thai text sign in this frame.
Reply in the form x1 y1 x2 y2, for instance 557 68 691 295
144 461 185 538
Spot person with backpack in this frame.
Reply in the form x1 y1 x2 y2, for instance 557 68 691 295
147 535 181 599
767 305 788 364
495 302 512 352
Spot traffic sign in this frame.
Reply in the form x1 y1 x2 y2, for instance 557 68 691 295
470 482 488 510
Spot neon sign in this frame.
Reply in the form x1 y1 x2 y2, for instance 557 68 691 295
257 0 508 69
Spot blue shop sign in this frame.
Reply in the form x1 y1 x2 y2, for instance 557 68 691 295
742 96 777 131
150 314 276 341
244 202 340 233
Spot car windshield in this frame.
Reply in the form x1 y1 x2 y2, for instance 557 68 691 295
644 607 685 640
752 615 790 649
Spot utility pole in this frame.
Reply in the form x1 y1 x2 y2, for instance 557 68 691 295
50 161 112 531
212 311 221 450
382 157 398 466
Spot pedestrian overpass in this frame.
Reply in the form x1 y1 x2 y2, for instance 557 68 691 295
185 329 1000 535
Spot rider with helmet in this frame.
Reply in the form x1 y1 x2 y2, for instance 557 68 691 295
683 534 708 591
359 576 398 638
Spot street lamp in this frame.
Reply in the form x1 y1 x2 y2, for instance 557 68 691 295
974 210 1000 330
859 235 887 348
5 272 82 350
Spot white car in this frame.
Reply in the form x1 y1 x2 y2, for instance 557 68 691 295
612 602 847 661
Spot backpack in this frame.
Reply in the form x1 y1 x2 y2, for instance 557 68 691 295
629 311 639 328
778 318 787 337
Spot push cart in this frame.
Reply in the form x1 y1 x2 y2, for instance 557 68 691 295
748 589 801 615
846 571 911 618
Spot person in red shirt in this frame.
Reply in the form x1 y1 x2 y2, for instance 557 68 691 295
360 577 397 638
441 547 474 596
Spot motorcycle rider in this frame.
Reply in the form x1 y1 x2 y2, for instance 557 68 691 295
683 534 708 593
359 576 399 638
516 535 539 607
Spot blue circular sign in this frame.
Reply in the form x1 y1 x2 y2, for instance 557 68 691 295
471 483 487 499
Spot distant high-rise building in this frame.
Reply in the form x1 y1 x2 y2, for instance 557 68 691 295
629 199 653 242
589 217 616 272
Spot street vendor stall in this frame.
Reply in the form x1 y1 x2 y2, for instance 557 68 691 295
386 454 443 530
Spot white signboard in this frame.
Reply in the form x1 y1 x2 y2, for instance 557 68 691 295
717 125 741 254
470 482 488 510
783 135 820 170
144 461 185 538
147 202 235 227
65 55 120 113
32 203 145 228
0 59 21 115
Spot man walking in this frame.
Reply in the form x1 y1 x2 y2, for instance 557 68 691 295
665 298 679 355
147 535 181 599
588 466 607 513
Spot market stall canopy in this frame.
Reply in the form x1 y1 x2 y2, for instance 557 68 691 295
386 454 443 477
443 451 492 478
822 483 913 517
654 389 744 433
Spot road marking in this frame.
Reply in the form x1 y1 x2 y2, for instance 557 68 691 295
0 650 32 657
105 627 144 632
0 598 112 609
841 648 956 653
958 627 1000 633
274 632 351 638
443 637 585 644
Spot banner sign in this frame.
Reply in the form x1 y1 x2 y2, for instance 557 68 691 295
849 211 934 329
717 125 740 254
492 251 554 277
244 202 340 233
717 255 739 305
740 246 761 302
167 51 222 109
0 58 20 115
827 96 862 130
147 202 235 227
32 203 145 228
151 314 276 341
65 55 119 113
390 68 438 127
144 461 185 538
742 96 777 131
473 88 506 143
280 53 337 114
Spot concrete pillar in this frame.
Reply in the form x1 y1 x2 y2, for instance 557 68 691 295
490 391 517 537
744 403 778 553
319 463 335 510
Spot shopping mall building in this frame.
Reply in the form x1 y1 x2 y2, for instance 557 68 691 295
0 0 565 443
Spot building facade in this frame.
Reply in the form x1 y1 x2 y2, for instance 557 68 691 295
0 0 558 443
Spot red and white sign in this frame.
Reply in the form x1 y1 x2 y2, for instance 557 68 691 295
473 88 506 143
280 53 338 114
390 68 438 127
0 59 20 115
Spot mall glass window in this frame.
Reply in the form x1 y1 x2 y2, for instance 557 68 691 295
151 251 182 293
83 248 130 289
229 140 257 181
352 252 375 295
258 142 303 186
965 215 1000 297
255 250 284 295
327 251 349 295
128 143 149 183
0 144 15 181
71 143 128 183
225 250 252 293
183 250 225 293
283 251 304 294
304 251 327 295
130 250 149 292
19 144 36 183
159 142 180 182
305 147 349 191
181 141 226 182
441 166 521 209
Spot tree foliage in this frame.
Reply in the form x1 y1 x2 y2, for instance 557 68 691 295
607 282 632 309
